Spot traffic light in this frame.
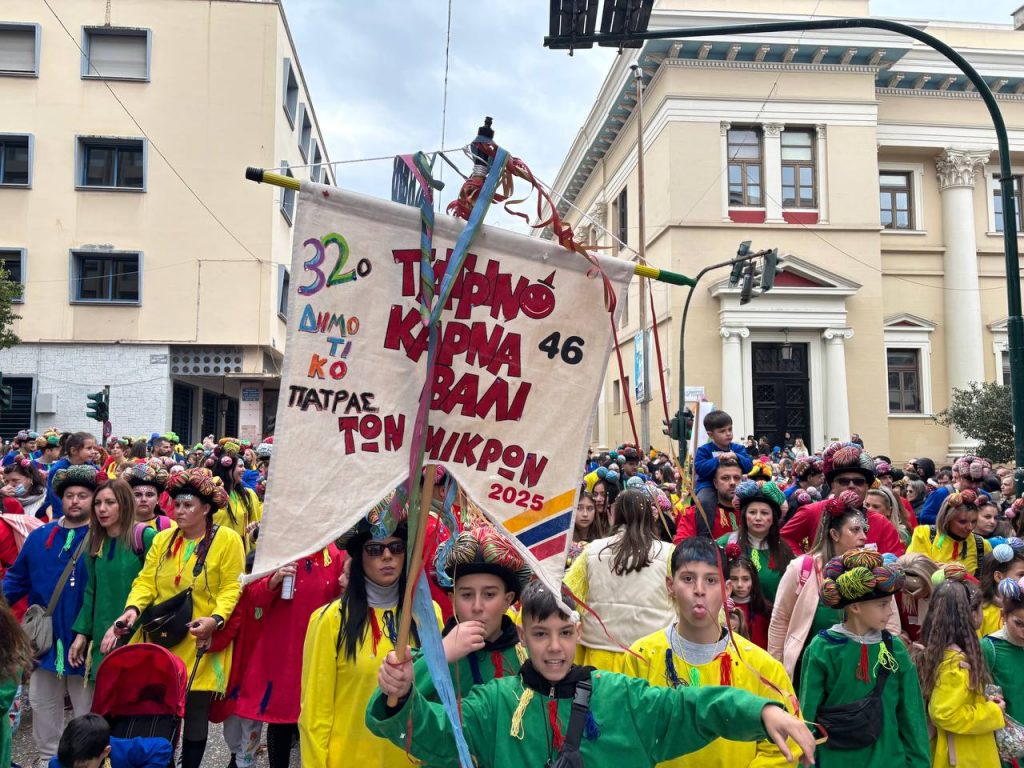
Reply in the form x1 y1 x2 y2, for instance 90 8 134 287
728 240 751 287
739 261 755 305
86 390 108 422
681 409 694 441
760 248 779 292
662 416 680 440
0 374 12 412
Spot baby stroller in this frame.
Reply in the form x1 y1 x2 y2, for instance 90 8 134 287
91 643 201 764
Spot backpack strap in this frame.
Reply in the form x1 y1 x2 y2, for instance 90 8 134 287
560 676 594 758
191 525 219 578
873 631 896 693
797 555 815 591
973 534 984 578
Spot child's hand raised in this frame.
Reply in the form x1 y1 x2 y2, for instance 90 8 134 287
379 647 414 703
442 620 487 662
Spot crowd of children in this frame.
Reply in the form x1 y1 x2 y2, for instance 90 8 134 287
3 413 1024 767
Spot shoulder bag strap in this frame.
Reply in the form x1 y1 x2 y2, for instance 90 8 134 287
561 677 594 756
191 524 220 578
44 530 90 617
974 534 984 577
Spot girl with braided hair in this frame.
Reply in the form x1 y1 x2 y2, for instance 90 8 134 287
982 573 1024 759
917 568 1005 768
798 549 929 767
908 488 992 578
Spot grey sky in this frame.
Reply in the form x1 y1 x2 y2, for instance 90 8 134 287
286 1 1016 228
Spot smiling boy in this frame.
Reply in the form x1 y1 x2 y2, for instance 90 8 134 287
366 580 815 768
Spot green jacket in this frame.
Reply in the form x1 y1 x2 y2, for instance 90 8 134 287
72 532 154 679
414 615 524 701
367 661 775 768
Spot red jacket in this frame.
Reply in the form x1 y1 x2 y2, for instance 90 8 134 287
213 545 345 724
780 500 906 557
673 503 737 543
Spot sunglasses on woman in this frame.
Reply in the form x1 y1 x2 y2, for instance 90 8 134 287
363 541 406 557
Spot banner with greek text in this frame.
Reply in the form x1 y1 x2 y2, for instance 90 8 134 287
251 182 634 597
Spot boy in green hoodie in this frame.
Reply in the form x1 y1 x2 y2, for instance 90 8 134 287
367 580 815 768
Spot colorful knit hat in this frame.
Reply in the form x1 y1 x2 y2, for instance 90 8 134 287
121 460 170 491
792 457 823 481
874 461 893 478
165 467 229 509
930 560 976 586
52 465 104 497
821 441 876 485
733 479 786 519
991 537 1024 565
820 548 904 608
748 460 773 482
336 487 411 555
791 487 822 510
436 524 529 600
952 455 991 482
823 489 863 518
997 572 1024 604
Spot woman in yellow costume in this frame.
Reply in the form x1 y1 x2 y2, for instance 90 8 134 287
206 439 262 554
105 467 245 768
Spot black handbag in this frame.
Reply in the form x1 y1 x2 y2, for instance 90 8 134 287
815 632 895 750
138 527 219 649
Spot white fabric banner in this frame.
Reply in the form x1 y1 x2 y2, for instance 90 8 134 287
251 182 634 596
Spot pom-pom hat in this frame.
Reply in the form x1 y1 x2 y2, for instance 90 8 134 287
821 441 876 485
820 548 905 608
121 460 170 491
52 465 104 497
733 479 786 519
166 467 229 510
437 524 529 600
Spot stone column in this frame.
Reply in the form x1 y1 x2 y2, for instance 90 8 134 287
822 328 853 442
720 121 732 221
762 122 785 222
935 148 990 454
815 124 829 223
720 326 749 434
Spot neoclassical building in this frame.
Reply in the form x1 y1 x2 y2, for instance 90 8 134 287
548 0 1024 462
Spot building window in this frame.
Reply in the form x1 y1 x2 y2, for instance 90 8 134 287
613 379 622 414
0 23 39 77
280 161 295 224
781 129 816 208
0 134 30 187
887 348 921 414
310 141 322 181
71 250 141 304
727 128 763 207
993 177 1023 233
278 265 290 319
297 104 312 161
1002 349 1012 387
0 248 25 303
282 59 299 127
880 172 913 230
82 27 150 80
77 137 145 190
619 286 630 329
615 187 627 250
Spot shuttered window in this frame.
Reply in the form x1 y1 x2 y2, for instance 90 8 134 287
0 25 38 76
83 28 149 80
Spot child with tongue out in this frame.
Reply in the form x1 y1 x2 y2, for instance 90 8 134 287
367 579 816 768
619 537 801 768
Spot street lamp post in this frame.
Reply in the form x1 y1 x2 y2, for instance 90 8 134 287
546 12 1024 493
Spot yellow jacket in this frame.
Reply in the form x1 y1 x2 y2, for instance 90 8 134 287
212 487 262 554
928 647 1003 768
907 525 991 577
979 603 1002 639
125 526 244 693
299 598 442 768
618 627 799 768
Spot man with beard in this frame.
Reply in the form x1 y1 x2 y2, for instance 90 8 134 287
674 459 744 542
4 465 102 765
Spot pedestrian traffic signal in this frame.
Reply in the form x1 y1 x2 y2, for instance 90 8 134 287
728 241 751 287
681 409 694 441
739 261 755 305
662 416 680 440
760 248 779 292
86 390 108 422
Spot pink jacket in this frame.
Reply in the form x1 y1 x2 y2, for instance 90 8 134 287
768 553 902 678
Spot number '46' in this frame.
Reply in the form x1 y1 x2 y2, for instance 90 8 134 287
538 332 584 365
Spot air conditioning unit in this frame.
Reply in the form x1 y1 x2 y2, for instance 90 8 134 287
35 393 57 414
